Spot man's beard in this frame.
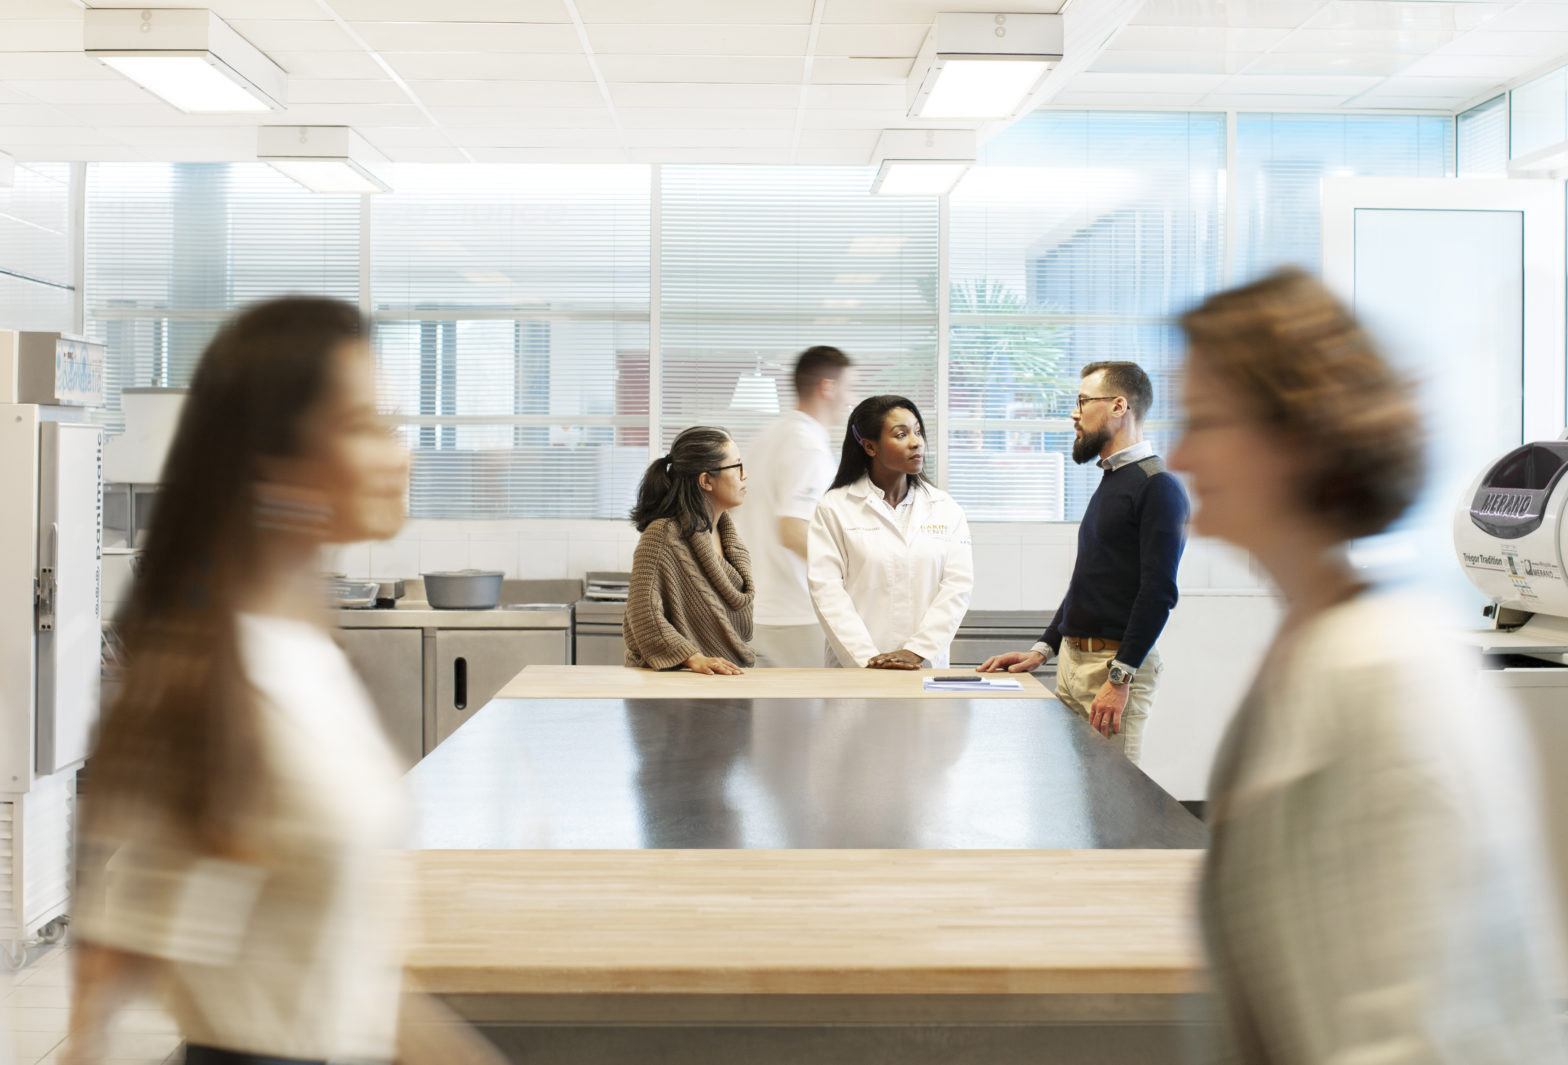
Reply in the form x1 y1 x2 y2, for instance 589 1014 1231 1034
1072 424 1112 464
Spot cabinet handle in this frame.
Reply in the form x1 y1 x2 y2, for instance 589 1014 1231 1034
454 656 468 711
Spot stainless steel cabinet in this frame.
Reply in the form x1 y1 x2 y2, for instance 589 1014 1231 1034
433 629 569 747
334 628 424 770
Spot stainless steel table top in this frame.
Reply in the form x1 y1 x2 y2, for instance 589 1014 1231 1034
406 696 1205 850
337 601 572 629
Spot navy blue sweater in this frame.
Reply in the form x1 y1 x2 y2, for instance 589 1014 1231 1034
1042 455 1188 669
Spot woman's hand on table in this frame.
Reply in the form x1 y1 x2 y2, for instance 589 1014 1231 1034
866 649 923 670
684 654 744 675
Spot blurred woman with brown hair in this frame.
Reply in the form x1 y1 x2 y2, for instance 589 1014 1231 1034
1173 268 1567 1064
65 297 497 1065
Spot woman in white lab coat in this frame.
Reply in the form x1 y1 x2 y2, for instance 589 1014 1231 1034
807 394 973 669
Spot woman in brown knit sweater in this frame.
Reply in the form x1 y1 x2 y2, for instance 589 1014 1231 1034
625 426 755 674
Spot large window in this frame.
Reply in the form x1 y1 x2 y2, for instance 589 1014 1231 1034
659 165 938 461
79 109 1457 522
1232 113 1453 282
0 162 73 333
371 165 650 518
948 112 1225 520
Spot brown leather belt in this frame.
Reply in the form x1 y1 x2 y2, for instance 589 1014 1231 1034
1064 636 1120 653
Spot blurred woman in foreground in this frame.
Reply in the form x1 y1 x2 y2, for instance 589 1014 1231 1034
66 297 498 1065
1173 268 1567 1064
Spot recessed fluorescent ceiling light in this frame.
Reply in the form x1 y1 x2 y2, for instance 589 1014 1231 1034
86 9 286 114
920 58 1054 119
872 162 971 197
97 55 274 113
259 126 390 194
907 13 1063 120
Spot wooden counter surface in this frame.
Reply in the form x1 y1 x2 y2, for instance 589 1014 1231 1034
501 664 1051 700
407 849 1205 999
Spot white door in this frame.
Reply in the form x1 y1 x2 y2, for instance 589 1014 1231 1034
1321 178 1566 618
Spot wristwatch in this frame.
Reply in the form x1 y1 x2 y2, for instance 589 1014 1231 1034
1107 662 1136 686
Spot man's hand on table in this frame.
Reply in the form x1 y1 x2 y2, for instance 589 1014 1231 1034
977 649 1047 674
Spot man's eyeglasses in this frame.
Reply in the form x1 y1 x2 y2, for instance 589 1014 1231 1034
710 462 744 477
1073 395 1120 413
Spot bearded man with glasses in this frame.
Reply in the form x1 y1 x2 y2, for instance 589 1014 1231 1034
978 360 1188 764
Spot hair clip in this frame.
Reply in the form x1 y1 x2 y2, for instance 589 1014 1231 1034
851 425 864 445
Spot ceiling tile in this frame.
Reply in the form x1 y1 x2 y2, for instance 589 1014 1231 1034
408 80 607 106
626 147 794 164
445 126 618 148
1049 90 1212 107
814 24 930 57
0 103 70 127
1109 25 1293 51
383 52 595 80
809 58 912 83
606 83 802 109
1091 49 1262 75
802 108 953 129
1363 73 1507 96
1301 1 1503 32
1397 52 1541 78
1066 71 1233 94
617 107 797 129
0 125 124 145
793 147 877 164
797 128 881 150
825 0 1065 21
1349 94 1471 109
1272 27 1460 53
355 126 464 147
227 19 364 52
1471 4 1568 32
372 144 470 162
271 50 396 79
2 0 91 16
576 0 815 22
619 128 794 148
1134 0 1323 30
804 84 906 109
1 144 144 162
467 146 628 163
325 0 571 20
270 103 431 124
50 104 251 127
587 25 811 56
351 21 584 52
1441 29 1568 56
1197 92 1368 108
0 53 119 79
287 79 412 104
0 20 81 51
427 106 617 128
1216 73 1384 95
594 56 804 82
7 79 163 105
210 0 336 18
1241 51 1420 75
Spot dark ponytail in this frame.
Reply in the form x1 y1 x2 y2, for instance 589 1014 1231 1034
830 394 931 493
630 425 733 536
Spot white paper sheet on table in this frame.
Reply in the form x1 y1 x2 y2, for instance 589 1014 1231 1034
921 677 1025 692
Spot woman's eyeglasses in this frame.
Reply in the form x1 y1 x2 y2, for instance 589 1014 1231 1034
710 462 744 477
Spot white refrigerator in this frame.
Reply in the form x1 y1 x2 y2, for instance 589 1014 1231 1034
0 404 102 966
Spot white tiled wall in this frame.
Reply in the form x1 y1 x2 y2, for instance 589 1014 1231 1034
327 519 1273 605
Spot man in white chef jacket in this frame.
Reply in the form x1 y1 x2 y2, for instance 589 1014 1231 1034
733 346 855 667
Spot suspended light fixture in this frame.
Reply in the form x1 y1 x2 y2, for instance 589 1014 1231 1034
907 13 1063 120
86 8 286 114
871 129 975 197
730 356 780 414
258 126 390 194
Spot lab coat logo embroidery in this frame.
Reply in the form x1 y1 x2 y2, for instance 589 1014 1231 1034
920 523 948 536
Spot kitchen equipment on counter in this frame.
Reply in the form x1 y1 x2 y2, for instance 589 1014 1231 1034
332 578 380 609
576 571 631 665
374 577 405 608
1454 429 1568 649
585 570 630 601
0 402 102 964
423 569 504 610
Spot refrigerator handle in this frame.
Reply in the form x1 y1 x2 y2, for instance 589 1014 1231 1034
36 521 57 632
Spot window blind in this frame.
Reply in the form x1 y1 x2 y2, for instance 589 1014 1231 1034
0 162 72 333
1457 95 1508 176
658 165 939 484
371 164 650 519
1232 113 1453 285
84 163 361 431
947 112 1225 521
1509 65 1568 161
